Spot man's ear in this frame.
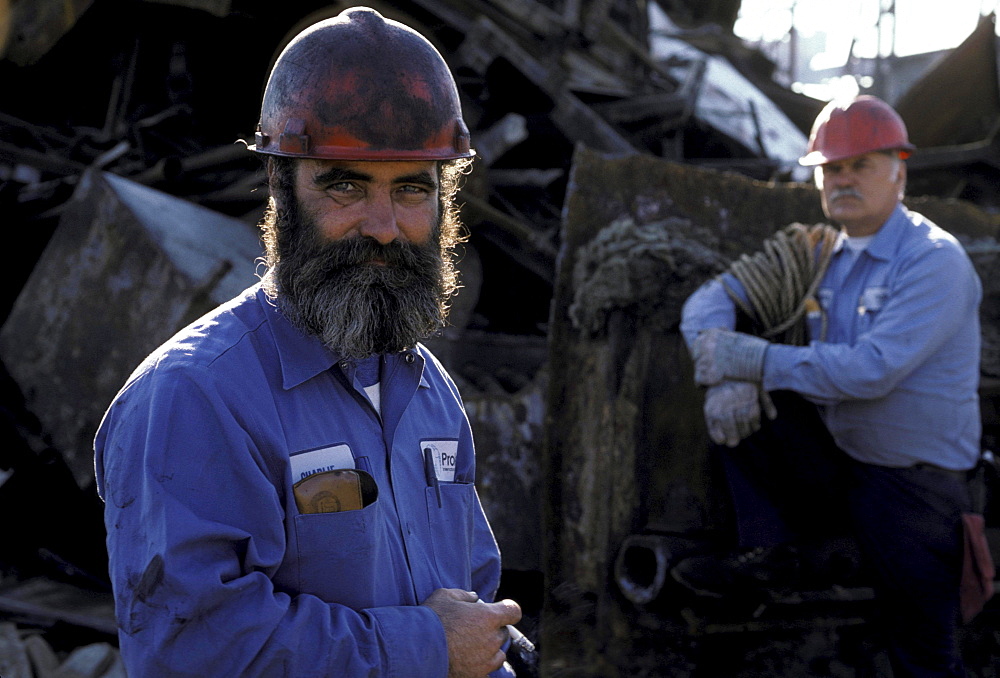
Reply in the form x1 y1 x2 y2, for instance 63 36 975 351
264 157 291 211
895 159 907 199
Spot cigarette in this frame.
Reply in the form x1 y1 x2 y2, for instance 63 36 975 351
476 598 537 661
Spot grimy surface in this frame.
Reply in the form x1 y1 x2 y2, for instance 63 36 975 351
540 145 1000 677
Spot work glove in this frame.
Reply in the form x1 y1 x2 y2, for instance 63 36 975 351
692 328 770 387
703 381 778 447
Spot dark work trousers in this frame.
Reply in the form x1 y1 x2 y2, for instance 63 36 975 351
716 391 972 678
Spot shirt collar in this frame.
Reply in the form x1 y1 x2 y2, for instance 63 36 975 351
862 203 908 262
832 229 847 255
254 286 429 391
255 286 337 390
829 203 906 262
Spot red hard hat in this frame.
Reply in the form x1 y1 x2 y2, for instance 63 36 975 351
251 6 473 161
799 95 915 166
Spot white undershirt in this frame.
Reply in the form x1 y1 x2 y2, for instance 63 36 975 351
355 355 382 415
843 234 874 266
845 234 874 254
364 384 381 415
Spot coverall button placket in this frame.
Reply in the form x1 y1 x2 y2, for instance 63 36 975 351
337 359 383 422
381 352 430 600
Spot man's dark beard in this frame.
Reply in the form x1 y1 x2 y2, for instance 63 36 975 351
272 206 450 361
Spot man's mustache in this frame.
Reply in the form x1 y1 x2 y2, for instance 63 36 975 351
829 188 863 201
319 236 428 268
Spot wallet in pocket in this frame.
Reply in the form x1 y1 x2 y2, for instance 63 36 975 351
293 469 377 514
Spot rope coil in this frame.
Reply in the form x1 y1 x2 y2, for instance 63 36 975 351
721 222 840 346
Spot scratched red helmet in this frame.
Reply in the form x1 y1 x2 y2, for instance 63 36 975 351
251 6 473 161
799 95 915 166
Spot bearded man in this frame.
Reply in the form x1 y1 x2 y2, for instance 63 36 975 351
94 8 521 678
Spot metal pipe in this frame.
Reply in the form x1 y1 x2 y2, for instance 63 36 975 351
613 534 672 605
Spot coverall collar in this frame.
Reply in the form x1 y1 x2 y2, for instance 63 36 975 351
830 202 907 262
254 286 426 391
861 202 908 262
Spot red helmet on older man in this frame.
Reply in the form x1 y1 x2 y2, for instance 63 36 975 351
251 6 473 161
799 95 915 166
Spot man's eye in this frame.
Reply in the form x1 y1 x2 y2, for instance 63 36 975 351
328 181 356 192
397 184 432 201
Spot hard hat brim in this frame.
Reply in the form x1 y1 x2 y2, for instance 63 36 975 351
798 144 915 167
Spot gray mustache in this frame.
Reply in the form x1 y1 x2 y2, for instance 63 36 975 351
830 188 863 200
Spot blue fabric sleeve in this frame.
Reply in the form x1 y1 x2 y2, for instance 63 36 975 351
96 363 449 678
764 242 979 402
679 275 742 348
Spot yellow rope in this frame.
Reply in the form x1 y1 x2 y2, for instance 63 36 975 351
720 223 840 346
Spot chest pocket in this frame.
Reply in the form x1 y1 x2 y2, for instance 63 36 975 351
292 480 407 610
425 482 476 590
857 286 889 334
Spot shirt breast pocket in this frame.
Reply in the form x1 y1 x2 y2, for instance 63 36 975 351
425 482 475 590
857 286 889 333
293 484 399 609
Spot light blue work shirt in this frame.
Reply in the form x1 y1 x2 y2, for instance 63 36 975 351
681 205 982 470
94 283 509 677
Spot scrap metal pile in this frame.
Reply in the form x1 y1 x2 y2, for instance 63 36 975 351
2 0 1000 675
0 0 812 568
0 0 826 334
0 0 810 669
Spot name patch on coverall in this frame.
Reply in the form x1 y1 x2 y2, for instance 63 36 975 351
421 440 457 482
290 444 355 481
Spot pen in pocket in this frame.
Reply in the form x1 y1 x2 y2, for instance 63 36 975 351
423 446 442 508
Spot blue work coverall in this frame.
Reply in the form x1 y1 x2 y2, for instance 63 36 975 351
681 205 982 677
94 283 510 677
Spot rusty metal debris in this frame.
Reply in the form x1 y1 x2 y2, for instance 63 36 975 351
2 0 1000 675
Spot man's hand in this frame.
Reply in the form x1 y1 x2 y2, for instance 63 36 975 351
421 588 522 678
704 381 777 447
692 328 770 386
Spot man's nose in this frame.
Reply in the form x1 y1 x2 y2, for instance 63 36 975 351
825 169 854 188
359 193 401 245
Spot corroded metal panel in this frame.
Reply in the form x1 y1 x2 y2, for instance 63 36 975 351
0 170 259 488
